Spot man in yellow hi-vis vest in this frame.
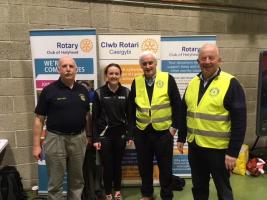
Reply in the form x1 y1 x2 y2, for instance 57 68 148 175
177 44 247 200
128 51 182 200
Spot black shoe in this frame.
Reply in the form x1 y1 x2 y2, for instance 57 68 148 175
95 190 105 200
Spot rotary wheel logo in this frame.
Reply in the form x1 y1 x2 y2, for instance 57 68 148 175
79 94 86 101
141 38 158 54
80 39 93 53
156 80 164 88
209 88 220 96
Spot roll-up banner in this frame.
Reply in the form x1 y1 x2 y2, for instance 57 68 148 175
30 29 97 193
98 34 161 184
161 35 216 177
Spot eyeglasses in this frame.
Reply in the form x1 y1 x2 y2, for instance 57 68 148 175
142 61 154 66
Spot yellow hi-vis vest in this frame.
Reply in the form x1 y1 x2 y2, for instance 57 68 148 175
185 71 234 149
135 72 172 130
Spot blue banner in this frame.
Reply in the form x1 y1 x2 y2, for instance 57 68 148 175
35 58 94 76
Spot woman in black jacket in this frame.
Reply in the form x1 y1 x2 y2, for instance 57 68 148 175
92 63 131 200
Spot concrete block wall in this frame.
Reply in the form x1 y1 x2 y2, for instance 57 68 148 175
0 0 267 188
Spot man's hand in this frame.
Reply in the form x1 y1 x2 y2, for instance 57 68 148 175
177 142 184 154
127 139 134 146
33 145 42 160
225 154 237 171
169 127 177 136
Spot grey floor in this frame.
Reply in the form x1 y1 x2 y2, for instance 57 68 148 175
29 174 267 199
120 174 267 199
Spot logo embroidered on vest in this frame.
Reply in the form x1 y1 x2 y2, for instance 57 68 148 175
156 80 164 88
209 88 220 96
79 94 86 101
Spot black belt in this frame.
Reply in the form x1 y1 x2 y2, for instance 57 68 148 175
47 129 83 136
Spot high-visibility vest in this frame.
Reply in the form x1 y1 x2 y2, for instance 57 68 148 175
185 71 234 149
135 72 172 130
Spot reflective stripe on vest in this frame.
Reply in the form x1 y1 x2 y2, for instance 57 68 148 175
135 72 172 130
187 111 230 121
136 102 170 113
187 128 230 138
136 115 172 124
185 71 234 149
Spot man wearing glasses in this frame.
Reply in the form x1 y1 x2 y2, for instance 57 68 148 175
33 56 90 200
128 51 182 200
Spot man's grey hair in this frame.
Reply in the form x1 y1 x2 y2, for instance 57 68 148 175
139 51 157 65
198 43 220 59
58 55 77 68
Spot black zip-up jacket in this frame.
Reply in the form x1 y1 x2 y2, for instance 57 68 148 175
92 83 130 142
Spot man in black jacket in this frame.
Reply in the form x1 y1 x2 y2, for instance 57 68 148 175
128 51 182 200
177 44 247 200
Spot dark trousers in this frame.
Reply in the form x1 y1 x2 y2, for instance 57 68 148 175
82 146 103 200
83 147 96 200
188 142 233 200
99 133 126 195
134 125 173 200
